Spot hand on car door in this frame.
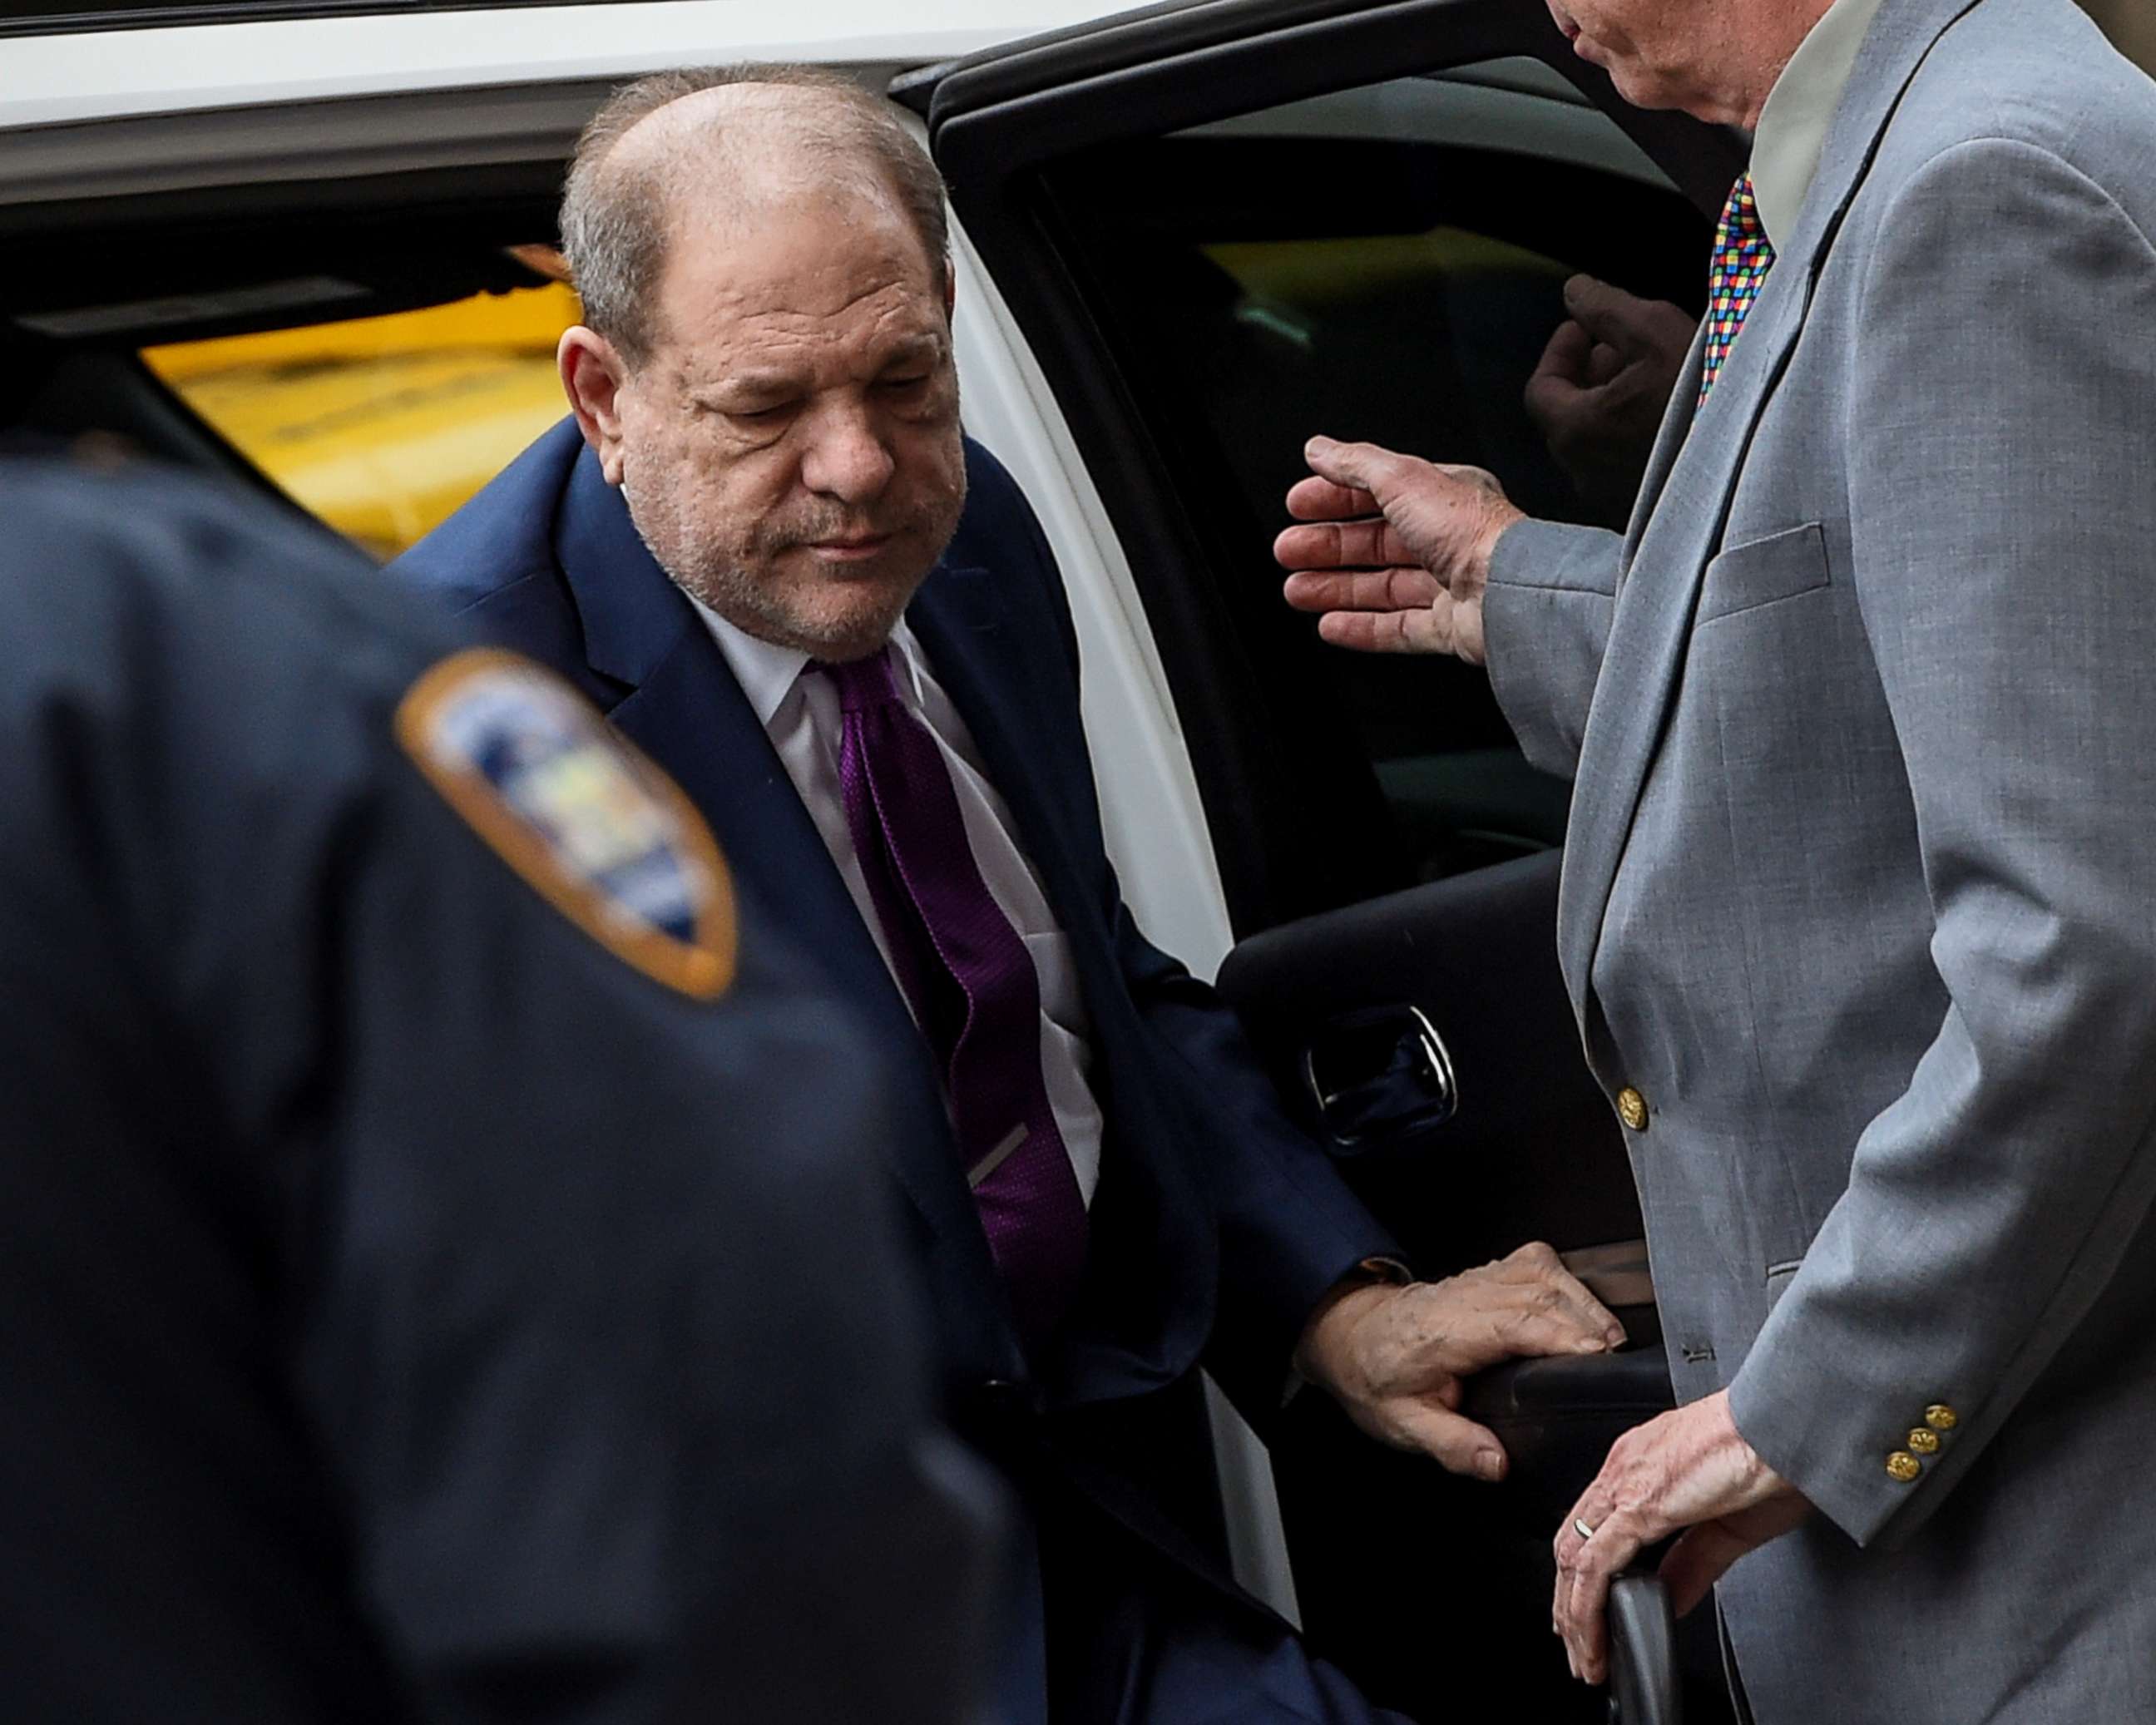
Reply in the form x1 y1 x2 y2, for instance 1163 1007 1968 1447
1552 1390 1811 1685
1293 1242 1624 1481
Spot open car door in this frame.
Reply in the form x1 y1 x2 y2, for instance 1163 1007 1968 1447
905 3 1743 1718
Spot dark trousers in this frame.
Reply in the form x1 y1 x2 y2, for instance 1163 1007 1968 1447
1038 1480 1415 1725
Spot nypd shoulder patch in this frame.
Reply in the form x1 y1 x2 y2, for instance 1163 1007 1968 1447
395 647 735 999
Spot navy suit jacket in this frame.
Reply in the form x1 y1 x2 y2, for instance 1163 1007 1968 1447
393 419 1397 1591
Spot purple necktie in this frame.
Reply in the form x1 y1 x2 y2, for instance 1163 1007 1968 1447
819 647 1089 1346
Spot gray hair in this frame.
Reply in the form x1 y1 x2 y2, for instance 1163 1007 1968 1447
558 64 952 367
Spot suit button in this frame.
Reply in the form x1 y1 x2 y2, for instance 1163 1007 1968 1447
1886 1451 1922 1483
1616 1087 1649 1132
1907 1428 1941 1456
1925 1403 1959 1432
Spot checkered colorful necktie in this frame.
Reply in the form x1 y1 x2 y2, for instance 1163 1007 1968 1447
1700 174 1776 407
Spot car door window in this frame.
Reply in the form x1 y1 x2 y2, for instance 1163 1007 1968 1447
1040 59 1708 907
141 270 579 562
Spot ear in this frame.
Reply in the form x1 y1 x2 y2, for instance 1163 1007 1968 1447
558 326 633 486
942 264 957 323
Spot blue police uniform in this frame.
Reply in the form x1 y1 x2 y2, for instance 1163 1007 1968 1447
0 456 998 1725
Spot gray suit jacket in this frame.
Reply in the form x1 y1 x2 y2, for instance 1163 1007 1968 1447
1483 0 2156 1715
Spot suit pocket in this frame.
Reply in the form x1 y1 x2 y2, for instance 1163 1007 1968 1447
1697 521 1831 625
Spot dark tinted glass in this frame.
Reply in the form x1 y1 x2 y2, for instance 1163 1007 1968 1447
1044 64 1711 901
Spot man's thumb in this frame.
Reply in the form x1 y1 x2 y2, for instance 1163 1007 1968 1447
1399 1402 1510 1482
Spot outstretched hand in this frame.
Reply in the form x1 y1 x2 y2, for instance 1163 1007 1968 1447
1275 436 1524 664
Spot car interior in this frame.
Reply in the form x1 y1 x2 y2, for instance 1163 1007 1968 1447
2 6 1744 1717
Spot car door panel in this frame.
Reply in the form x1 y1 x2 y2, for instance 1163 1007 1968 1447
1223 849 1689 1718
1219 849 1638 1266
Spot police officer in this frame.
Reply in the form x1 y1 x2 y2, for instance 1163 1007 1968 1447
0 452 998 1725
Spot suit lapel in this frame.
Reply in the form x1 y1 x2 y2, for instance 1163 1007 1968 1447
1555 0 1990 1015
553 449 996 1268
1622 319 1709 571
1555 265 1813 1003
905 564 1149 1136
907 566 1098 943
607 638 917 1050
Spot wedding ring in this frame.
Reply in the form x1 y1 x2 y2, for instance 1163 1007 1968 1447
1573 1518 1597 1541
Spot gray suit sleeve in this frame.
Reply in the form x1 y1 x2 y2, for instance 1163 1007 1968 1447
1728 137 2156 1548
1481 518 1623 780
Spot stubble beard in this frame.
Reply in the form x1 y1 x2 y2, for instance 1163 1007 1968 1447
622 467 967 662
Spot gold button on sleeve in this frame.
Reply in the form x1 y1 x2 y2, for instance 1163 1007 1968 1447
1886 1451 1922 1483
1907 1429 1940 1456
1925 1404 1959 1432
1617 1087 1649 1132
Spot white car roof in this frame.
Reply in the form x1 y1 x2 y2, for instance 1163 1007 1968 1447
0 0 1132 131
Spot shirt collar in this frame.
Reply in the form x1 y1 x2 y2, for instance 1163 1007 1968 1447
1749 0 1892 249
691 596 812 728
688 595 927 729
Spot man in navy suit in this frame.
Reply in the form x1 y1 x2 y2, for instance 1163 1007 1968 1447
396 66 1622 1725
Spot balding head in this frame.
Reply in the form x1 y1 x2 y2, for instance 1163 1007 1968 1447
561 66 952 367
551 66 969 666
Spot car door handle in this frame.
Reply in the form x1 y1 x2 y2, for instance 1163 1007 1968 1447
1302 1004 1457 1155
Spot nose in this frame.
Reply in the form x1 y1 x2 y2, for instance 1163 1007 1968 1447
798 398 896 505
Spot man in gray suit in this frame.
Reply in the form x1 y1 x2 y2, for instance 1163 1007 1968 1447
1276 0 2156 1717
